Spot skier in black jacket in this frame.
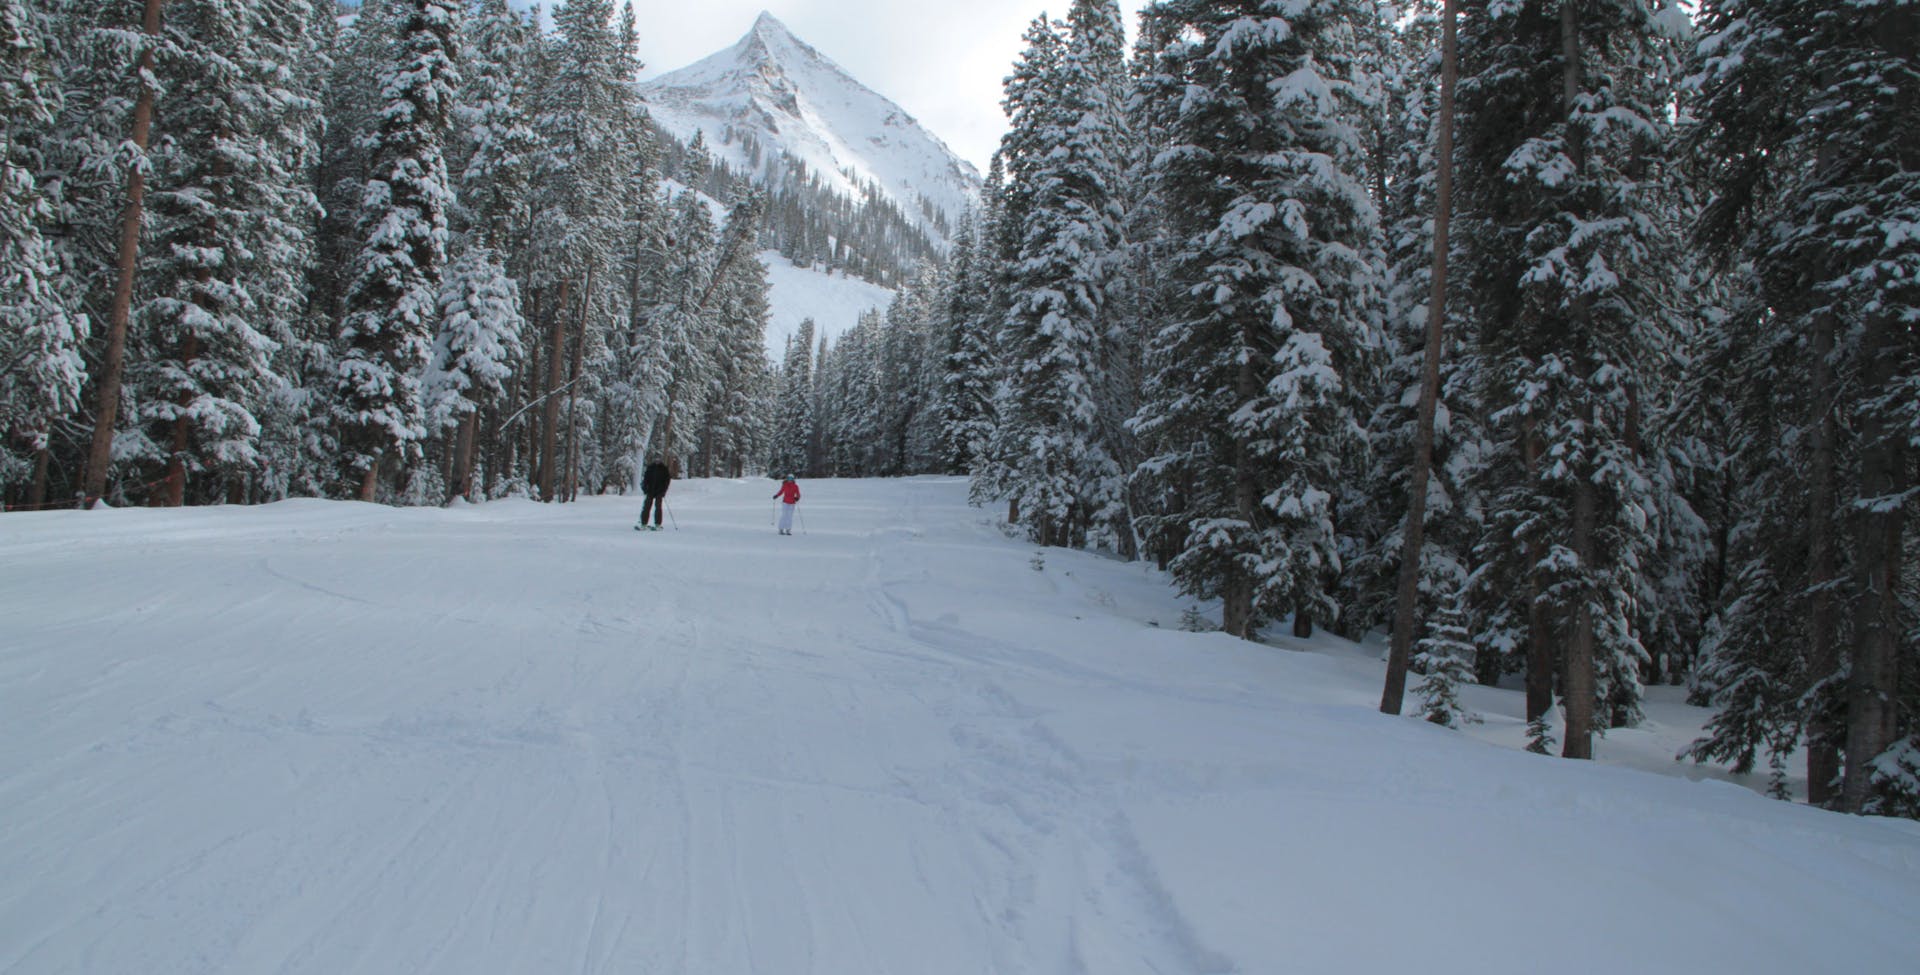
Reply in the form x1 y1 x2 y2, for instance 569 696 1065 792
638 458 672 530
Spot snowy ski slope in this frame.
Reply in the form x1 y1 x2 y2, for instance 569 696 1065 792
3 477 1917 973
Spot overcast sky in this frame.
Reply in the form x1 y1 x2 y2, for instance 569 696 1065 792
630 2 1137 174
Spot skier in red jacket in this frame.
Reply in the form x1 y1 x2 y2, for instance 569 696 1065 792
773 476 800 535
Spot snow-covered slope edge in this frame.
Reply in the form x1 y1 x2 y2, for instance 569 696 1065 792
3 478 1915 973
761 250 893 356
639 12 981 244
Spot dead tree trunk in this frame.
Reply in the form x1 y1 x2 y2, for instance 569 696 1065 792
1805 312 1843 806
1841 312 1909 811
1557 0 1597 760
1382 0 1458 715
539 278 571 502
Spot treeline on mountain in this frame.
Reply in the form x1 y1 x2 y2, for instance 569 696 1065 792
771 0 1919 818
652 125 949 287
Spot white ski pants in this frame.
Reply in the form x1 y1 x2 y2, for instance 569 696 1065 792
778 502 796 533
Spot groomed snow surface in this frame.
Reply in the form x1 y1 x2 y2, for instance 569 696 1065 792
4 477 1917 974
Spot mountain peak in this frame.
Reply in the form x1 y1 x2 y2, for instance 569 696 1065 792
750 10 791 39
639 15 982 244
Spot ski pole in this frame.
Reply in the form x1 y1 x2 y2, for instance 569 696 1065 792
797 506 807 534
666 498 679 530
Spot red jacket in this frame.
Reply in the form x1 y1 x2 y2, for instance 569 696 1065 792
774 480 800 504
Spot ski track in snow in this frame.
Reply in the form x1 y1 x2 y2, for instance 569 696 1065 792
3 478 1919 974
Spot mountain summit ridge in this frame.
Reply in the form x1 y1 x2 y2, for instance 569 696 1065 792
639 11 982 244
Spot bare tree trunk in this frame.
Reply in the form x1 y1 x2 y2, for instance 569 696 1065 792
163 334 200 507
1523 422 1555 722
82 0 165 507
358 460 380 502
449 411 478 503
1805 312 1843 806
1382 0 1458 715
1557 0 1597 760
1223 328 1260 640
1564 418 1599 760
540 278 571 502
1841 312 1908 811
28 446 50 508
564 269 592 502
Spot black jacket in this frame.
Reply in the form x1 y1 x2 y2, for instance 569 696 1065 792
642 462 671 496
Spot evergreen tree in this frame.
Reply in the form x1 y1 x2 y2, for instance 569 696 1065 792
427 247 525 500
936 211 996 475
698 190 771 477
1686 0 1920 811
330 0 462 501
636 189 719 465
995 0 1134 550
1455 0 1687 755
453 0 537 255
1413 557 1480 728
528 0 633 500
1130 0 1383 638
0 0 86 505
133 0 324 505
770 319 816 477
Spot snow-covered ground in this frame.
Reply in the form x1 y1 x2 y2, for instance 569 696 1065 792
760 249 895 357
3 477 1916 974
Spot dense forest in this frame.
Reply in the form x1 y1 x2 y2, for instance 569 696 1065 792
1 0 1915 815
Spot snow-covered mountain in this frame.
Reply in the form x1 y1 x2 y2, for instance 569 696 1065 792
639 12 982 244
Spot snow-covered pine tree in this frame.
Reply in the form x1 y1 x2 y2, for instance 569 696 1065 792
769 319 816 477
935 211 996 475
601 126 666 493
0 0 86 507
329 0 462 501
965 152 1020 512
974 18 1063 524
453 0 537 257
1455 0 1688 757
818 309 885 476
55 0 166 506
636 189 718 466
995 0 1134 550
1687 0 1920 812
1129 0 1383 638
696 190 771 478
1347 1 1485 645
429 0 538 502
133 0 324 506
874 263 943 476
1412 554 1480 728
1119 11 1189 571
427 247 524 501
527 0 632 501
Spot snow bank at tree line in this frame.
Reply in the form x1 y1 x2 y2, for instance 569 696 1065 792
2 477 1915 974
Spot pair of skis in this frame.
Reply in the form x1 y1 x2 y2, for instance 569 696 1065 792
635 499 677 531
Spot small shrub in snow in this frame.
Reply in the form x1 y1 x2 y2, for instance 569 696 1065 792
1526 714 1556 755
1865 738 1920 819
1180 605 1214 633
